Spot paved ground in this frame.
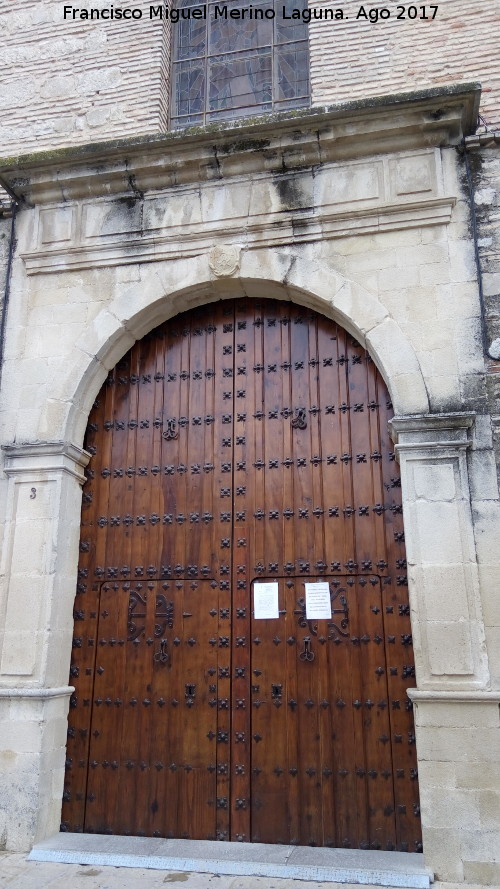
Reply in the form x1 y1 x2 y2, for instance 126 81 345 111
0 854 377 889
0 854 478 889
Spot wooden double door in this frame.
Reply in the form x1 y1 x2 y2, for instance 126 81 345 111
63 298 421 852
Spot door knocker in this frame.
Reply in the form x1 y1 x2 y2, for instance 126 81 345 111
162 418 178 441
154 638 169 665
291 408 307 430
299 636 315 662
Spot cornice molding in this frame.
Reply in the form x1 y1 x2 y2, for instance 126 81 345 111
389 413 476 447
0 686 74 700
22 195 456 276
0 84 481 205
2 441 90 484
408 689 500 704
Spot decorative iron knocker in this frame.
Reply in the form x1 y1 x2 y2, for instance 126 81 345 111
154 638 169 665
162 418 178 441
291 408 307 430
299 636 315 662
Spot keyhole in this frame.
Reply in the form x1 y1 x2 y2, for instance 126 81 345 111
272 684 282 697
185 684 196 697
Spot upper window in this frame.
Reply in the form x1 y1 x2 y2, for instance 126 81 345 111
171 0 309 128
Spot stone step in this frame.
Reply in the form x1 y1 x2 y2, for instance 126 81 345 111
29 835 433 888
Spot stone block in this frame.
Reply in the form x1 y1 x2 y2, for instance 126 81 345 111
87 105 112 128
448 239 477 284
420 828 463 882
460 830 500 861
419 346 460 379
456 762 500 791
417 759 456 787
332 280 388 337
468 450 500 501
419 263 451 287
420 564 470 622
29 303 88 328
75 67 122 93
389 151 438 198
471 500 500 563
464 861 500 885
436 281 481 320
414 701 499 729
477 790 500 831
425 620 474 676
420 785 480 830
315 160 384 207
145 191 203 230
471 414 494 451
403 285 439 322
416 727 500 763
373 228 423 249
478 567 500 627
39 206 74 245
337 247 397 274
485 626 500 685
365 317 429 413
400 244 450 270
377 265 420 292
75 310 134 370
2 322 27 362
390 371 430 415
0 720 43 755
413 462 457 502
413 501 463 562
24 323 82 361
427 374 461 410
482 272 500 297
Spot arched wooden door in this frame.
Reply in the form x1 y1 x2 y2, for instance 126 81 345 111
63 298 421 852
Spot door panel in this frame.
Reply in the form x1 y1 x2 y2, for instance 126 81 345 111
63 298 421 852
250 577 395 849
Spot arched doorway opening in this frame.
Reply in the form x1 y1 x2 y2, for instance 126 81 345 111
62 297 421 852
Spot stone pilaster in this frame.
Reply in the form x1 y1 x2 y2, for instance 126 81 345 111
389 413 488 689
0 441 88 849
390 415 499 885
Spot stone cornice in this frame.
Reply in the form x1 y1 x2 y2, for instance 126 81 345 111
408 689 500 704
0 84 481 205
22 195 457 276
0 686 74 700
389 412 476 446
2 441 90 484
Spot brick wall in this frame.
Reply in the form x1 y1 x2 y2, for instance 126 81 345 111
0 0 498 156
309 0 500 127
0 0 169 153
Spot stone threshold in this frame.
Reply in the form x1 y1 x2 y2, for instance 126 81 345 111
29 834 433 888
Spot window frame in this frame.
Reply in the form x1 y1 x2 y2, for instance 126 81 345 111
170 0 310 129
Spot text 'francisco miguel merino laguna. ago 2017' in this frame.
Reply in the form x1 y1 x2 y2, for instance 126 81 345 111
62 5 439 22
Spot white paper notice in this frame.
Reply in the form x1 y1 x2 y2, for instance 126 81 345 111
305 582 332 620
253 582 279 620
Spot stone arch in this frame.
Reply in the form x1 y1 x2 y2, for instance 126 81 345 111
62 249 429 446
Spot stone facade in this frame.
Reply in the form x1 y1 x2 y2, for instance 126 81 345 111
0 3 500 887
0 211 13 364
465 135 500 480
